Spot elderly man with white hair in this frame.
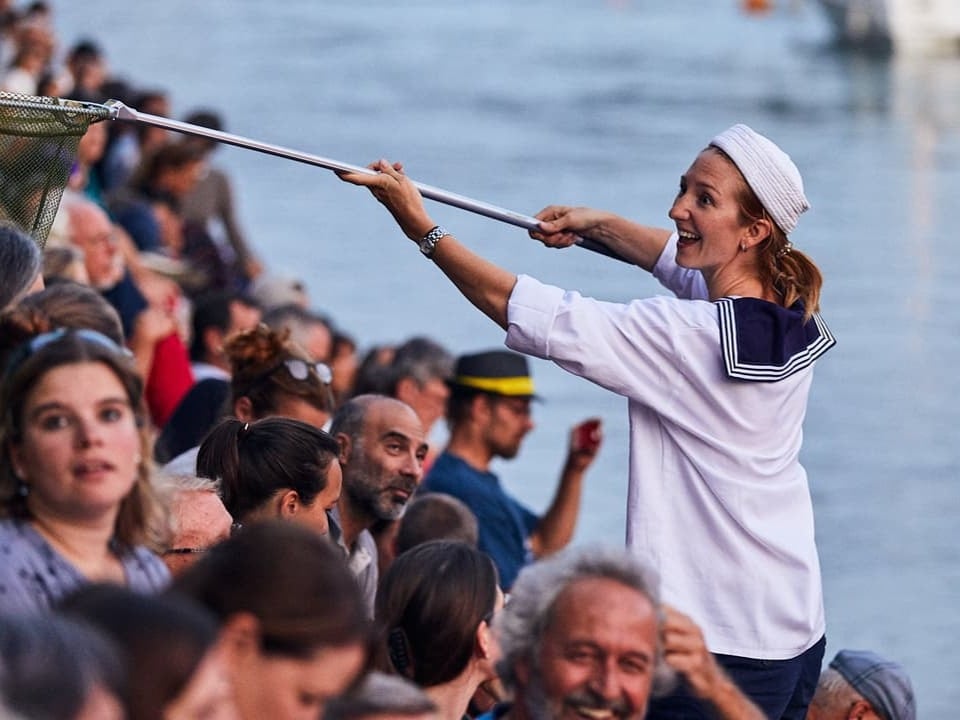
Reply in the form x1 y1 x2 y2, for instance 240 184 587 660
482 545 764 720
155 473 234 577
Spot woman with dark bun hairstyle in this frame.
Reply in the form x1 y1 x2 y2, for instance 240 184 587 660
197 416 341 536
160 322 335 471
375 540 502 720
225 322 335 426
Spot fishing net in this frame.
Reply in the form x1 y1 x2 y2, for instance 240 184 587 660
0 91 620 261
0 92 110 248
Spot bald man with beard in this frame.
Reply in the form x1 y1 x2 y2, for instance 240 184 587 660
329 394 428 616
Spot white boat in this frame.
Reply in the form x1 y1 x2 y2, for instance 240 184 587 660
815 0 960 53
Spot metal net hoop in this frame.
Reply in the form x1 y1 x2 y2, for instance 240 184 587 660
0 91 111 248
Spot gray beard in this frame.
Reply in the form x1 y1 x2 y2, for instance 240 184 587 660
518 670 643 720
344 469 409 522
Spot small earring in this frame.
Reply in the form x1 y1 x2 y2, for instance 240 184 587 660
17 480 29 498
739 242 747 252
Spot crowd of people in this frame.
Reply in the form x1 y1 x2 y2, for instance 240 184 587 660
0 2 918 720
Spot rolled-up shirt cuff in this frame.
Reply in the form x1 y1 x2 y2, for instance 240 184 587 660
505 274 566 359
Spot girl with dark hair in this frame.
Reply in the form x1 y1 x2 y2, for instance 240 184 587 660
173 520 370 720
0 612 125 720
58 583 235 720
196 416 341 536
0 311 169 614
376 540 503 720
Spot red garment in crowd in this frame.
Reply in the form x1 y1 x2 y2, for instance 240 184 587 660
145 332 195 429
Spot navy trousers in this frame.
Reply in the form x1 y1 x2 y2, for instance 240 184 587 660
646 636 826 720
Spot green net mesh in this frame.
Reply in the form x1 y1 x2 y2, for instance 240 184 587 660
0 92 111 249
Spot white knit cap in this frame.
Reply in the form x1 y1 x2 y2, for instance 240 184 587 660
709 124 809 235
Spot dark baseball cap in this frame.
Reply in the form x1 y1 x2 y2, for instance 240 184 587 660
829 649 916 720
447 350 537 398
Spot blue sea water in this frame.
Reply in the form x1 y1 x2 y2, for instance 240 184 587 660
53 1 960 712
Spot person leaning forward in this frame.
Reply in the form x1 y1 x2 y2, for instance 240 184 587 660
338 123 835 718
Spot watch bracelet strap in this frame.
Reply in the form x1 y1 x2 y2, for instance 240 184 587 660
419 225 448 258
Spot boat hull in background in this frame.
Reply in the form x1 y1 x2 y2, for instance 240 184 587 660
816 0 960 53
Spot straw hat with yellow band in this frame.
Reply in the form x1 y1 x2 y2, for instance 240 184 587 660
446 350 538 399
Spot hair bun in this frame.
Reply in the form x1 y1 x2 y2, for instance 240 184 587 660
224 323 292 379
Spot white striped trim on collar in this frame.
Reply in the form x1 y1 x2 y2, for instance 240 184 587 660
717 297 836 382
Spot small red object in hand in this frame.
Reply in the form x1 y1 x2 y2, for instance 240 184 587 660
574 418 602 454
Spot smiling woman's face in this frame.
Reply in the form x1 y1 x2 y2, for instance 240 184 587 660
668 148 754 275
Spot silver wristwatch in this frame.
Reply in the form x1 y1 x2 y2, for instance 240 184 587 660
418 226 448 258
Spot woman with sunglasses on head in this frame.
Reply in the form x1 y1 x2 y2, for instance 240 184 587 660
0 310 170 615
163 322 335 474
375 540 503 720
226 323 335 426
196 416 342 537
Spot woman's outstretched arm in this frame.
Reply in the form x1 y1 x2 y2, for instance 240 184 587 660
338 159 517 330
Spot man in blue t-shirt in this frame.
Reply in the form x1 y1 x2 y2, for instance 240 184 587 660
421 349 601 589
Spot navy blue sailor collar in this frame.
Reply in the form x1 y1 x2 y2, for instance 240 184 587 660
715 297 836 382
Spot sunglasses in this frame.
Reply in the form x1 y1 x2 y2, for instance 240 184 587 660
3 327 132 380
254 358 333 385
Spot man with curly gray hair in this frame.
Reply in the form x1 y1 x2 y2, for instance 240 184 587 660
488 546 764 720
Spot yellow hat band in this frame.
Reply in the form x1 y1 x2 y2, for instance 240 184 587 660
452 374 536 396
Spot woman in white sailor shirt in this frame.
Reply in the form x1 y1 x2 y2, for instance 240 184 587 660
339 124 834 720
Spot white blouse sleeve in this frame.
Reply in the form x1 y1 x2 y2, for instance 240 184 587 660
505 274 719 410
651 232 709 300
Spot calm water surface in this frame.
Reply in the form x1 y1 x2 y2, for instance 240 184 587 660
54 1 960 712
